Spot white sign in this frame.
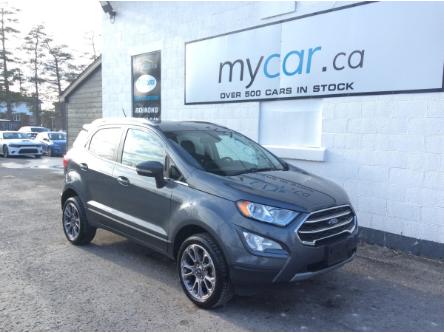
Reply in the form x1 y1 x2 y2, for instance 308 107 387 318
185 2 444 104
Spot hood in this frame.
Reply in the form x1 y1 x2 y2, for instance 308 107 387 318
189 165 350 213
6 139 41 145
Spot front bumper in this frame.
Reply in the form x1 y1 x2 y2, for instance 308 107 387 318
46 145 66 155
226 210 359 286
7 147 42 156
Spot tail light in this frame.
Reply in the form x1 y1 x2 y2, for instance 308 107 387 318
63 154 69 171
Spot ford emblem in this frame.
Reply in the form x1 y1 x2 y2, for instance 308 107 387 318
328 218 339 225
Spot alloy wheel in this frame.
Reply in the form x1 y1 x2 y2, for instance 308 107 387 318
180 244 217 302
63 202 81 241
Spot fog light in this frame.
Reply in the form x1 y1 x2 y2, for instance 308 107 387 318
242 231 283 252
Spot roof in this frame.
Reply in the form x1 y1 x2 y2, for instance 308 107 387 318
87 118 228 132
59 56 102 102
157 121 229 132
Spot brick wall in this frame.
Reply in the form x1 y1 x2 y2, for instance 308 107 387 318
102 2 444 244
66 67 102 148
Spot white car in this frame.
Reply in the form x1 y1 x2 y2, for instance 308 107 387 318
0 131 43 158
18 126 50 139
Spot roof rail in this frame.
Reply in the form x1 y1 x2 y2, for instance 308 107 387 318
182 120 229 129
90 117 158 126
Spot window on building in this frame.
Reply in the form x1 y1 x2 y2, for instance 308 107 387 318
259 99 322 148
89 127 121 161
121 129 165 167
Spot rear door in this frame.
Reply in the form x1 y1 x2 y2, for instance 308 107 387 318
111 127 172 252
82 126 123 218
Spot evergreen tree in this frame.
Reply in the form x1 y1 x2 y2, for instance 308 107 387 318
44 39 74 96
23 24 47 125
0 7 20 120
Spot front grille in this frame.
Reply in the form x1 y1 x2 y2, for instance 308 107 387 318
12 145 39 148
19 148 38 154
297 205 356 246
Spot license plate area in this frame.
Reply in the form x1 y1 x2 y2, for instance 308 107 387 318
326 240 349 266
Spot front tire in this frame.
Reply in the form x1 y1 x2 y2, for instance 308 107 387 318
178 233 233 308
47 147 52 157
62 196 96 245
3 145 9 158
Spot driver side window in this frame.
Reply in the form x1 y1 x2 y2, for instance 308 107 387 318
122 128 166 168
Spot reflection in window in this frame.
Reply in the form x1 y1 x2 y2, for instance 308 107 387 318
122 129 165 167
89 128 121 160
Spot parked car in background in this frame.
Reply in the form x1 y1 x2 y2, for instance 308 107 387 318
18 126 50 139
0 131 43 158
36 131 67 156
61 118 358 308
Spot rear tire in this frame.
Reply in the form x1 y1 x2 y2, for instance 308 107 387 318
178 233 233 309
62 196 96 245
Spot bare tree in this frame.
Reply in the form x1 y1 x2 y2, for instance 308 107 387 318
0 7 20 120
84 30 97 60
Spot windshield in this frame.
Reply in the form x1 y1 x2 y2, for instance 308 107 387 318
31 127 49 133
2 132 29 140
48 133 66 140
165 129 285 176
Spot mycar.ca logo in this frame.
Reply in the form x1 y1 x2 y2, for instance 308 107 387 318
218 46 364 99
135 74 157 94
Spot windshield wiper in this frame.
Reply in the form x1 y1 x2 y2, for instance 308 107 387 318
231 167 279 176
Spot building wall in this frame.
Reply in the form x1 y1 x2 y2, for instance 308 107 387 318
66 67 102 147
102 2 444 244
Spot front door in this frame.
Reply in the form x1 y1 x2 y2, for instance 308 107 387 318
111 127 171 252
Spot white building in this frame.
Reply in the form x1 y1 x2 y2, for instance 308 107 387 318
98 1 444 258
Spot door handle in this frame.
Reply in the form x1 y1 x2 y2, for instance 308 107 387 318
79 163 88 171
117 176 130 186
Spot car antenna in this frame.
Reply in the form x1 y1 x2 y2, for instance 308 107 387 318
122 107 127 117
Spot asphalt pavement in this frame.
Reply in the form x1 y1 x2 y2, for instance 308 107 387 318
1 156 443 331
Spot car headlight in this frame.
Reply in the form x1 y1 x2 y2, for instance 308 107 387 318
9 144 19 148
236 200 299 226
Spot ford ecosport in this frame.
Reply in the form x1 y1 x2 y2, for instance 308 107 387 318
61 118 358 308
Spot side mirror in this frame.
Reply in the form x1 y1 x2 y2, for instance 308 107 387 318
43 138 50 142
136 161 165 188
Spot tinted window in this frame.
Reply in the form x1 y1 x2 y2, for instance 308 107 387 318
122 129 165 168
31 127 49 132
165 130 284 176
89 128 121 160
49 133 66 140
2 132 28 139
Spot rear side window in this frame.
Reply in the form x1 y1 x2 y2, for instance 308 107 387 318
73 130 88 148
121 129 165 167
89 128 121 161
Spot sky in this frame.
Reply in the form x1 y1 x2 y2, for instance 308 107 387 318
1 0 103 109
10 0 103 56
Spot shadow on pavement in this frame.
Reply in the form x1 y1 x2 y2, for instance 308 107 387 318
79 232 444 331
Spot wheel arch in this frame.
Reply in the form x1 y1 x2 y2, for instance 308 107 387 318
172 223 225 262
61 187 78 209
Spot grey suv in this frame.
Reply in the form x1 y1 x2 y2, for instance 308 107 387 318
62 118 358 308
